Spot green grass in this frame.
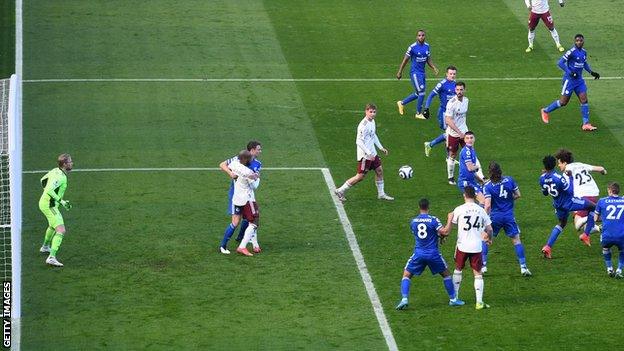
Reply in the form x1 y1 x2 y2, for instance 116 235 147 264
19 0 624 349
1 0 14 77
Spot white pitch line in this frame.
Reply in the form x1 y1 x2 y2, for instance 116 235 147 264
321 168 398 351
22 165 399 349
22 167 324 174
21 77 624 83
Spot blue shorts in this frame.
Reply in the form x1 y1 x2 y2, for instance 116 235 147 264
410 72 426 94
404 253 448 276
491 216 520 237
437 107 446 130
561 77 587 97
555 197 593 220
458 180 482 194
601 238 624 251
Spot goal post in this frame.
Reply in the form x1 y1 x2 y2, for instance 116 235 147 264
1 74 22 350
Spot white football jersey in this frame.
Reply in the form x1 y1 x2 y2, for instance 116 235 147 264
355 117 383 160
525 0 551 14
445 96 469 138
452 202 491 253
229 161 256 206
565 162 600 197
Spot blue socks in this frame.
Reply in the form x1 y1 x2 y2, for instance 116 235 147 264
429 133 446 147
416 93 425 113
547 225 563 247
603 248 612 269
220 223 236 248
584 211 595 235
581 103 590 124
236 220 249 241
400 277 411 298
402 93 417 105
481 241 489 267
443 276 455 299
514 243 527 266
544 100 561 113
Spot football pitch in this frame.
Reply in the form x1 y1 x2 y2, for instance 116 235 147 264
12 0 624 349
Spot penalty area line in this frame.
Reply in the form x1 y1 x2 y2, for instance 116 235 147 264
320 168 399 351
22 167 324 174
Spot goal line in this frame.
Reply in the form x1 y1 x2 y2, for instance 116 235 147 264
23 166 399 351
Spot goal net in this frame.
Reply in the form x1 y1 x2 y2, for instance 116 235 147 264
1 74 22 350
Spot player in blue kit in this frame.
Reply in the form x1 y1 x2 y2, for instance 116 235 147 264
218 141 262 254
539 155 597 259
457 131 485 204
594 182 624 278
423 66 457 157
396 198 464 310
482 162 532 276
396 30 439 120
540 34 601 131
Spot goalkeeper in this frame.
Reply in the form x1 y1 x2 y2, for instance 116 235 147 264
38 153 73 267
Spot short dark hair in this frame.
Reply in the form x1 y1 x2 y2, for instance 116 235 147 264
464 186 476 199
456 81 466 88
543 155 556 171
608 182 620 195
575 33 584 39
365 103 377 111
247 140 261 151
446 65 457 72
465 130 474 137
554 149 574 164
489 161 502 183
419 198 429 210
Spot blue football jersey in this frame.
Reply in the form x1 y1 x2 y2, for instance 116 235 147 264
426 79 456 111
539 171 573 209
458 145 477 185
405 42 431 74
410 214 442 256
560 47 591 79
483 176 518 218
596 196 624 240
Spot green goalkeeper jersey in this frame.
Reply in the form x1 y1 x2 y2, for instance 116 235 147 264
39 168 68 208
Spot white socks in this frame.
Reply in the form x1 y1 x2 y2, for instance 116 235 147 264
250 231 260 249
338 181 352 193
474 275 484 304
238 223 257 249
452 269 462 299
447 157 456 179
376 180 385 196
528 30 535 46
550 28 561 46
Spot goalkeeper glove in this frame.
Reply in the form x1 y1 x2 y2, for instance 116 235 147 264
60 199 72 210
590 71 600 80
423 108 430 119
